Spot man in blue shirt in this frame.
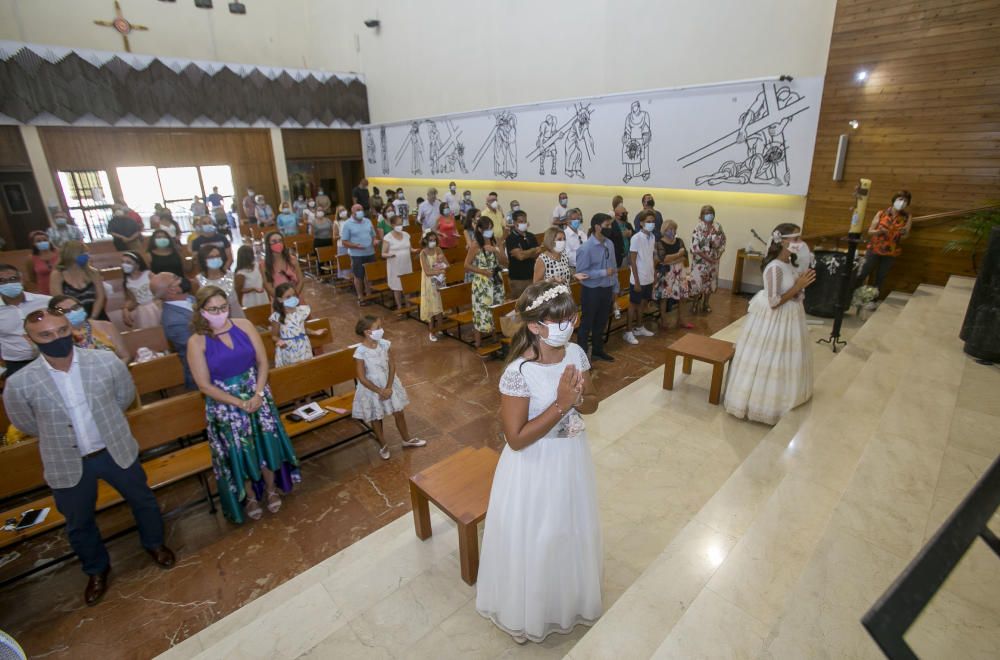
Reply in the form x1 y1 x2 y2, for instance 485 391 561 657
207 186 225 211
340 203 376 302
574 213 618 362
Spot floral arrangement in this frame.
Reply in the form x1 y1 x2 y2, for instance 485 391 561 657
851 285 879 307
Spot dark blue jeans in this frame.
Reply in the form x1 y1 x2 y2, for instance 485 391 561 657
578 285 614 356
51 451 164 575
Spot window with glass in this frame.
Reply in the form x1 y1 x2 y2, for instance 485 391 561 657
56 170 114 241
117 165 235 233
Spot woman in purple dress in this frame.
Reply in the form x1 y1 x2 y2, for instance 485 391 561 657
186 286 300 523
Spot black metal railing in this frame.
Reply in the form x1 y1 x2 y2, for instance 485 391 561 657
861 453 1000 659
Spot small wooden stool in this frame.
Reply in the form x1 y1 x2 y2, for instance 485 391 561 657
409 446 500 585
662 333 736 404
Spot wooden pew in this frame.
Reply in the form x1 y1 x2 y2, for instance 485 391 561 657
438 282 473 343
362 259 391 305
244 303 273 329
268 349 371 452
605 268 632 341
130 353 187 403
120 326 169 360
398 271 422 317
478 300 517 358
0 392 211 552
315 245 338 282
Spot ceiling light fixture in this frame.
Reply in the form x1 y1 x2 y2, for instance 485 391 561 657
855 70 868 82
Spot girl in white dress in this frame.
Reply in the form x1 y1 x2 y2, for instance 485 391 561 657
351 315 427 460
381 215 416 310
724 223 817 425
477 281 603 644
270 283 326 367
234 245 270 308
121 252 162 328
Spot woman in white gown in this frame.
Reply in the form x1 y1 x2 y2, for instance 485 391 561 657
477 281 603 644
724 223 817 425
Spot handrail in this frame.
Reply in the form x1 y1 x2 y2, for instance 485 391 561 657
861 453 1000 659
803 203 1000 242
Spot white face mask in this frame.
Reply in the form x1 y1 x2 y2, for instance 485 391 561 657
489 200 499 210
540 321 574 348
554 240 566 253
392 225 403 233
893 199 907 211
644 222 655 233
428 241 437 248
339 211 348 219
517 223 528 232
449 186 456 193
369 328 384 341
511 204 521 212
121 262 135 274
482 229 494 239
787 241 806 254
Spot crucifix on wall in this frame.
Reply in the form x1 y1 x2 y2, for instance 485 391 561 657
94 1 149 53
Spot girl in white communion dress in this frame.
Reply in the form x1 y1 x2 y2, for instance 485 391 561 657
476 281 604 644
724 223 817 425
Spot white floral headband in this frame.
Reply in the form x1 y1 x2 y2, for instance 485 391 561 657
525 284 570 311
771 229 801 245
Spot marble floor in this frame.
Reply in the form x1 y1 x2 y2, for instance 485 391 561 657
0 277 749 659
157 276 998 659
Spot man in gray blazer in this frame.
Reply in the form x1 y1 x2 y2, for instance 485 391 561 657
3 309 175 605
151 272 196 390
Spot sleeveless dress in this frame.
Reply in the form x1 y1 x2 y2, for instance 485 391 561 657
125 270 162 328
351 339 410 422
539 252 572 283
150 250 185 278
689 221 727 296
477 343 603 642
204 323 301 524
270 305 313 367
723 259 813 425
61 274 108 321
198 271 235 297
383 230 413 291
653 238 689 302
419 250 445 322
471 247 504 333
237 264 270 308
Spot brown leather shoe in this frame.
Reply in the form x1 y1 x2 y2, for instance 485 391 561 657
146 545 176 568
85 568 110 606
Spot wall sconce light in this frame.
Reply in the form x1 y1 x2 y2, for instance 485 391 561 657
855 70 868 82
848 119 860 130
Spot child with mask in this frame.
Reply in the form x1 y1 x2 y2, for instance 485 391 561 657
352 315 425 460
269 283 324 367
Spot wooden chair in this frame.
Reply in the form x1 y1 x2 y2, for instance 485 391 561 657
438 282 473 342
444 262 467 286
398 271 423 317
334 254 355 291
362 259 391 305
130 353 186 403
120 326 169 360
290 234 317 276
315 245 338 281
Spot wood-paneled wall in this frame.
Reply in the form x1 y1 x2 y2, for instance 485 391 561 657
803 0 1000 292
38 127 279 209
281 129 361 160
0 126 31 170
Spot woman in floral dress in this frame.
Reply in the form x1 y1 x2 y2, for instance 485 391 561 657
464 216 508 348
653 220 694 329
187 285 300 524
689 205 727 314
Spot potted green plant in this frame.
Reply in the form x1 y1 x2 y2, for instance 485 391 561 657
943 203 1000 273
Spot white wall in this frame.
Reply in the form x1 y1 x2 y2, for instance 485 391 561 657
0 0 837 287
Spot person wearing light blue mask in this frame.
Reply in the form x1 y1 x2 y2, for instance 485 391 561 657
48 294 130 362
52 241 108 321
563 208 588 270
190 218 233 271
276 204 298 237
689 204 727 314
270 282 323 367
0 263 52 376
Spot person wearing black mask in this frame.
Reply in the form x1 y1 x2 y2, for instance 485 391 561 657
634 194 663 239
3 309 175 606
606 203 632 268
574 214 619 362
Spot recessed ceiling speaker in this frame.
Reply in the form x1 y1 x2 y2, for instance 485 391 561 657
832 134 849 181
229 2 246 14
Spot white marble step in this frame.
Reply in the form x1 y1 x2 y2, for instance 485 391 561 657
568 292 914 660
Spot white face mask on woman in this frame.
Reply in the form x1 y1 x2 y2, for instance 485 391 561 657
893 198 907 211
554 240 566 253
539 321 574 348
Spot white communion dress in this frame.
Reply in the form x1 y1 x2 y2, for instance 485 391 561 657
476 342 603 642
724 258 814 425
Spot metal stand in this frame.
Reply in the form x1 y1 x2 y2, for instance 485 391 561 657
818 232 861 353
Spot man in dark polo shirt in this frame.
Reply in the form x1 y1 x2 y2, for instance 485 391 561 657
504 210 541 300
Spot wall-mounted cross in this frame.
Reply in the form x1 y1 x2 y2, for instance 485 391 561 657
94 1 149 53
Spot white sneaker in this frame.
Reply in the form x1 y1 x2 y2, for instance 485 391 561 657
623 331 639 345
613 308 622 320
634 326 654 337
428 333 439 342
379 445 390 460
402 438 427 448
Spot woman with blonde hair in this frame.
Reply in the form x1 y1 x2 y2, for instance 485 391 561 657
532 226 573 284
50 240 107 320
186 285 300 523
689 204 727 314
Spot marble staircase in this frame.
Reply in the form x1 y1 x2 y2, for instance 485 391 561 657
569 276 1000 660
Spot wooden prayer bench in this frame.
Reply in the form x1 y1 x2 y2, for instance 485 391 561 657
129 353 187 405
662 333 736 405
0 392 212 560
315 245 338 282
409 447 500 585
268 348 371 455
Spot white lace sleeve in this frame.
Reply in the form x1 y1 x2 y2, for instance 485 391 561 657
764 263 785 308
569 342 591 372
499 364 531 397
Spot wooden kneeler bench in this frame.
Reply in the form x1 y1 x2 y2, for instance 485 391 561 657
409 447 500 585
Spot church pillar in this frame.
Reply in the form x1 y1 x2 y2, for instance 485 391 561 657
19 125 60 218
269 127 290 204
